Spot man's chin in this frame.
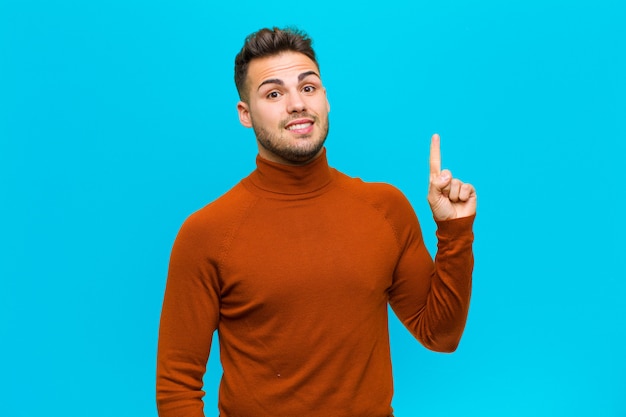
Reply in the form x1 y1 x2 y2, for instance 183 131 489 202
284 145 325 164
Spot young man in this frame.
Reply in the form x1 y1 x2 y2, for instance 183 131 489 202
157 27 476 417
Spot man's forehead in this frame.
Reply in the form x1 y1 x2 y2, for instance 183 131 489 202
247 52 320 86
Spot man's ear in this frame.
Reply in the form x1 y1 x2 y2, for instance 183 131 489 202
324 87 330 113
237 101 253 128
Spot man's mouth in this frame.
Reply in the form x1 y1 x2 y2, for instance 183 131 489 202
286 122 313 131
285 119 314 134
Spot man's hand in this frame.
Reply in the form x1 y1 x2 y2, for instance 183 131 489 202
427 133 477 221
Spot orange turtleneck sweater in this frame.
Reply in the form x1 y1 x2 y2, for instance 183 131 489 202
157 149 474 417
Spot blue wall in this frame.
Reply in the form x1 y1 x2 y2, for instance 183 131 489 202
1 1 624 415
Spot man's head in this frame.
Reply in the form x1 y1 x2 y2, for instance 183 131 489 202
234 27 319 103
235 27 330 166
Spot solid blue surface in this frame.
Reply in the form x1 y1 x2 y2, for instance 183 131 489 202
1 1 625 416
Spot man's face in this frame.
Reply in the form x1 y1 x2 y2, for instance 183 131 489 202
237 51 330 165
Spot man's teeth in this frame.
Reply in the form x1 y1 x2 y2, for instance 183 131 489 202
286 122 312 130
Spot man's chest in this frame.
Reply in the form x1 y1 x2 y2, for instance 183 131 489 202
216 198 400 320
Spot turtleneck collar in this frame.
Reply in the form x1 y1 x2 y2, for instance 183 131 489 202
245 148 334 196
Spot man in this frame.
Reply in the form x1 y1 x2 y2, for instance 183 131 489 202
157 27 476 417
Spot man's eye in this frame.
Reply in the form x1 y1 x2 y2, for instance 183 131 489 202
266 91 280 99
302 86 316 93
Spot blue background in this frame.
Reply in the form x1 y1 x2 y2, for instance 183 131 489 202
1 0 625 416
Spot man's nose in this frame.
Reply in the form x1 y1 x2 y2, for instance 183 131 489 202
286 91 306 113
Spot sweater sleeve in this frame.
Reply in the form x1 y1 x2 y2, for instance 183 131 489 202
387 193 474 353
156 214 221 417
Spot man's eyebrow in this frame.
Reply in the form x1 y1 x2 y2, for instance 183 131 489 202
257 78 283 90
257 71 321 91
298 70 320 82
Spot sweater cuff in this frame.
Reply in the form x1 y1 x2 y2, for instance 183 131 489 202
435 214 475 239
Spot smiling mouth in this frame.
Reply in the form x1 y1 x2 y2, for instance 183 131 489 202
286 122 313 131
284 118 315 135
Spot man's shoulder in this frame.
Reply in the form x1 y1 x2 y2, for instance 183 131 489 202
333 169 412 208
179 181 255 235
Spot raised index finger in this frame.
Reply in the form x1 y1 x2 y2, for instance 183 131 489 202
430 133 441 175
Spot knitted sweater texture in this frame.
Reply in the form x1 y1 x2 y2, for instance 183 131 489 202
157 150 474 417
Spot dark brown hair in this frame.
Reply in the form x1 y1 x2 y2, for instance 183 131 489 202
234 27 319 101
